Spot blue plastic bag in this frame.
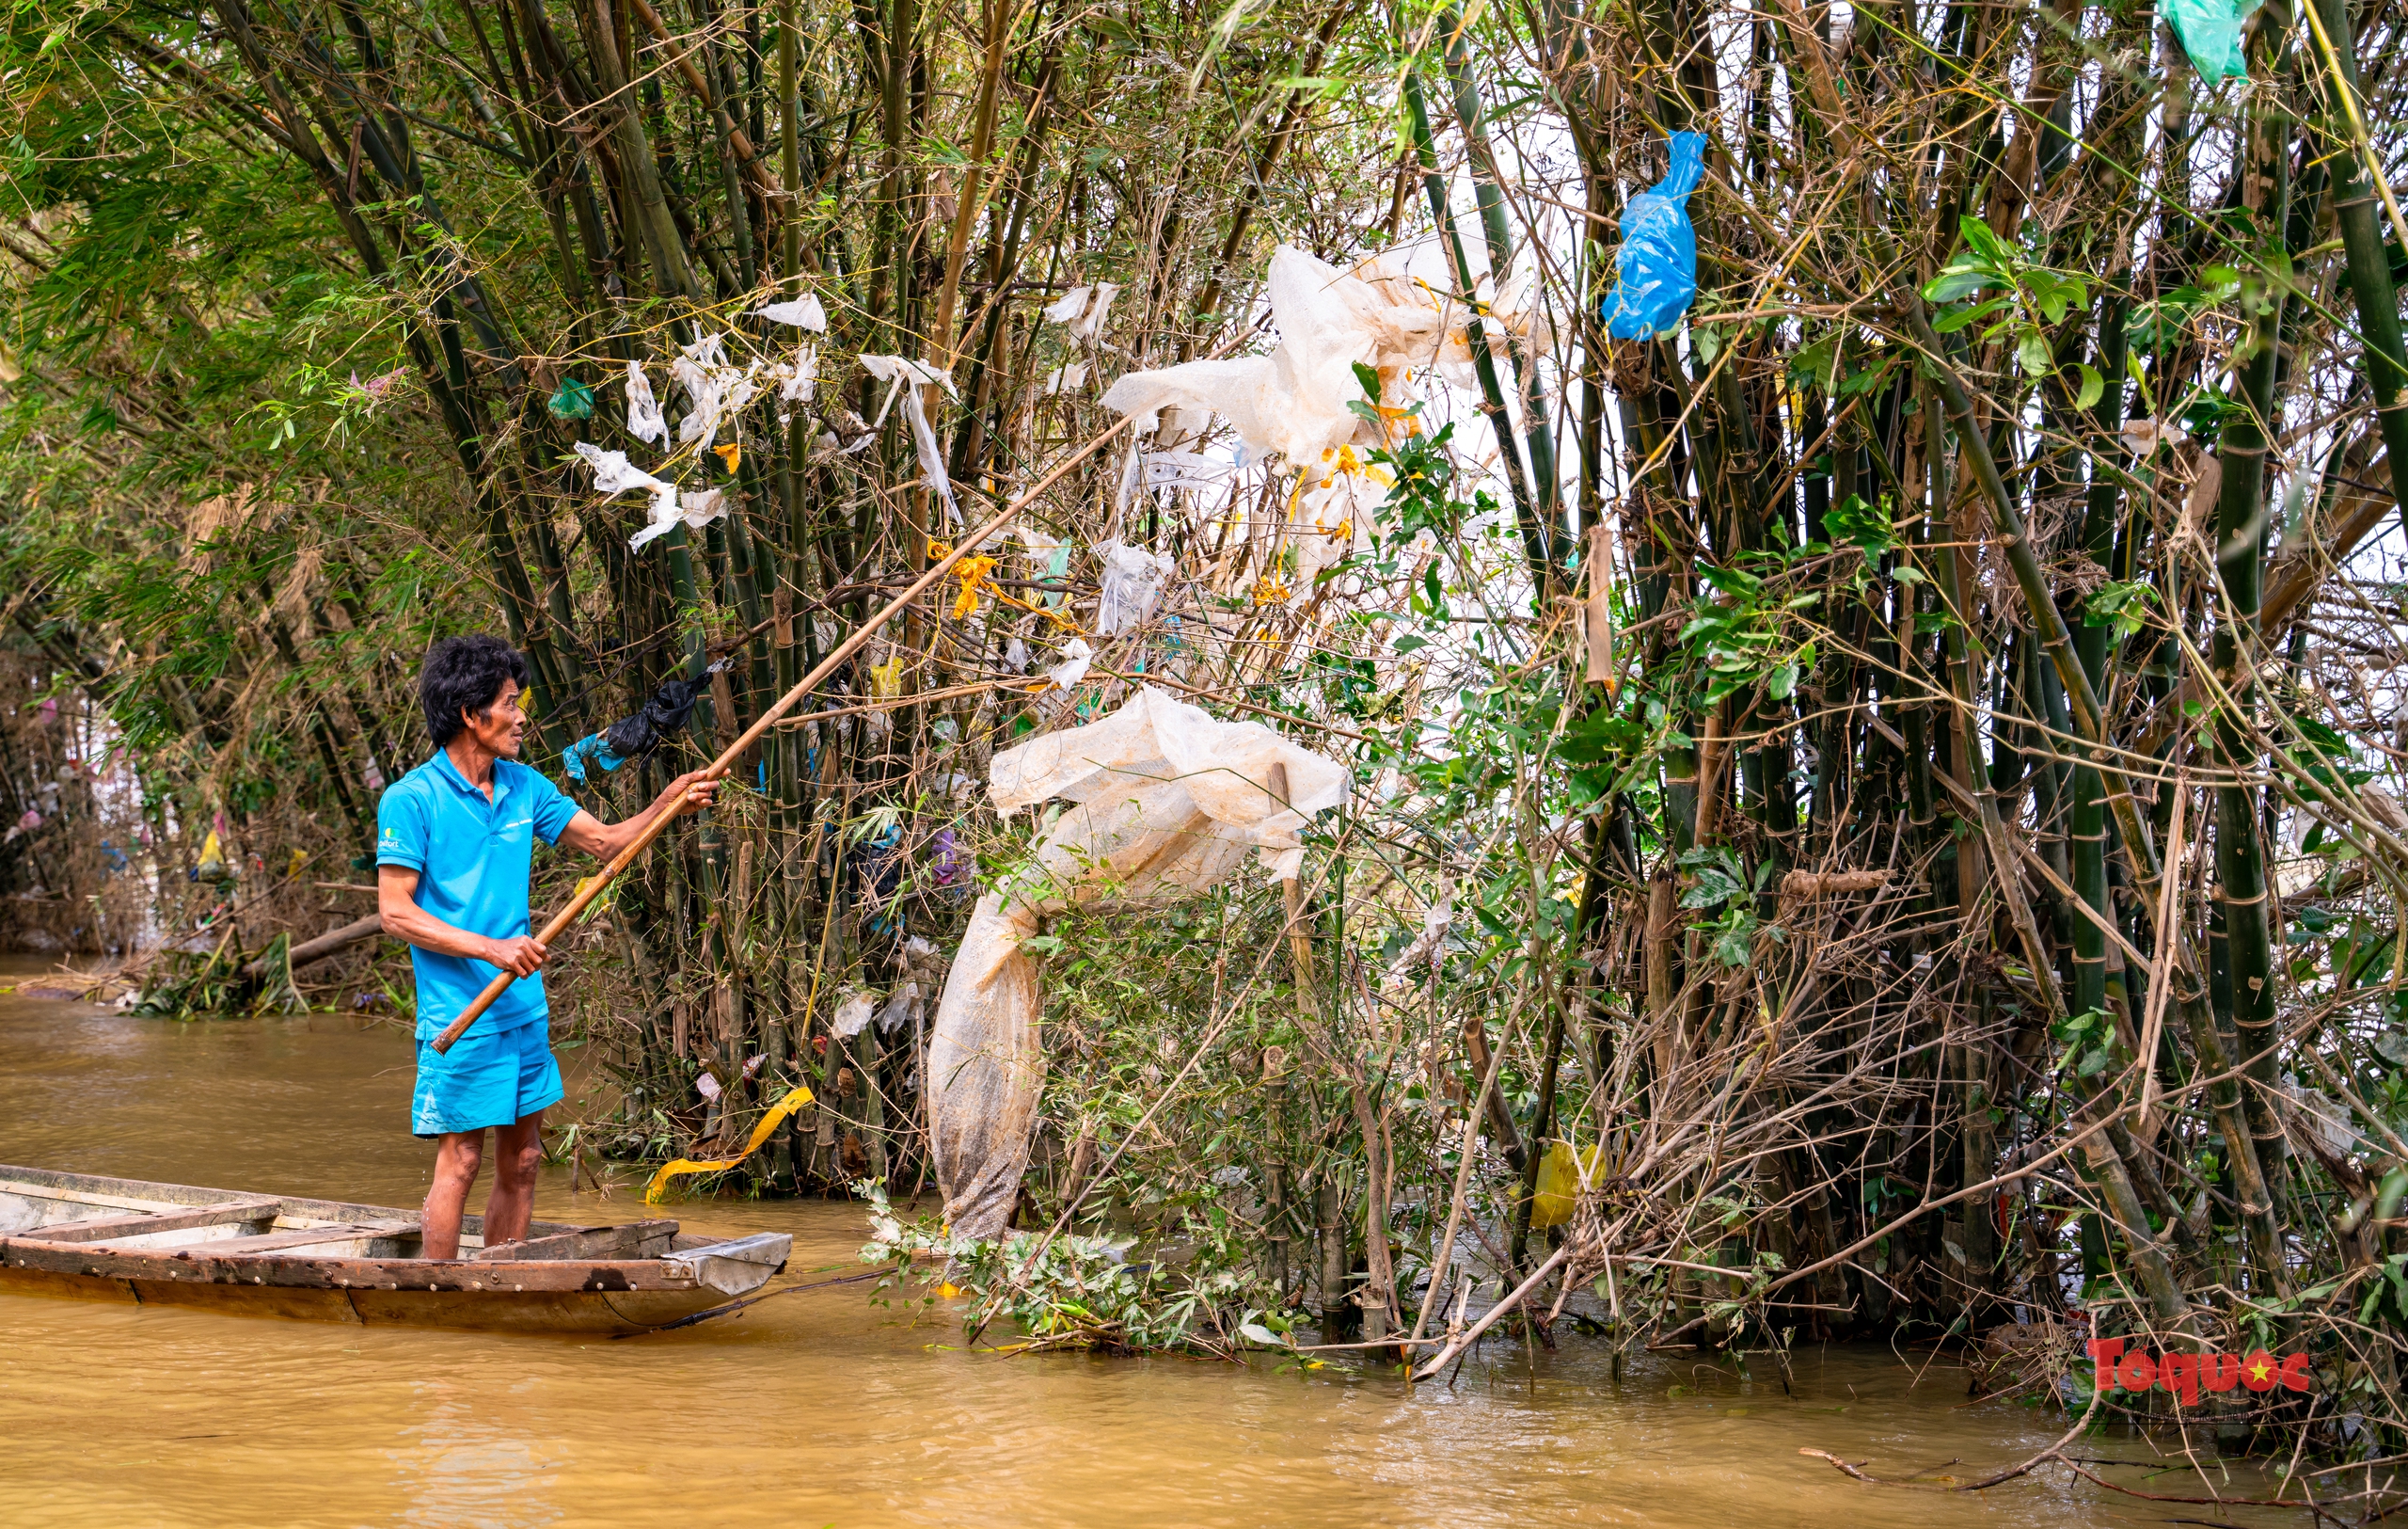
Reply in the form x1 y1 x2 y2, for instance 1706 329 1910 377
1603 132 1708 341
2165 0 2260 80
559 731 627 784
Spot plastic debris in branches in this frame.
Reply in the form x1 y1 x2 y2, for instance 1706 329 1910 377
860 355 962 523
1095 540 1173 634
559 667 714 782
1100 244 1447 470
625 361 669 447
1530 1140 1605 1229
831 990 878 1039
642 1086 815 1204
1601 132 1707 341
752 293 828 331
1044 283 1120 344
573 442 679 536
761 348 817 426
625 484 729 552
195 825 234 884
671 331 761 448
1044 637 1093 691
546 376 595 421
2165 0 2261 80
927 687 1350 1238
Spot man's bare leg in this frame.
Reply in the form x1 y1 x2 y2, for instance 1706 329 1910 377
482 1109 546 1249
422 1129 486 1259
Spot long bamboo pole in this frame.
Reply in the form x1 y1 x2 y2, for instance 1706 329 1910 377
430 415 1133 1054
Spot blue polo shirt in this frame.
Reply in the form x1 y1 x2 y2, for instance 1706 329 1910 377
375 752 582 1041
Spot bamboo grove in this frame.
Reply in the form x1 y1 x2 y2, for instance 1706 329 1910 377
7 0 2408 1476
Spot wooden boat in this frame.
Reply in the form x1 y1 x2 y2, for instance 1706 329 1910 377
0 1164 789 1333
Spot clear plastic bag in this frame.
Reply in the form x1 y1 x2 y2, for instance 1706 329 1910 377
1095 540 1173 634
2165 0 2260 80
1602 133 1707 341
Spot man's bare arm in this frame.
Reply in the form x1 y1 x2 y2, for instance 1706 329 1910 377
554 768 718 862
377 866 548 978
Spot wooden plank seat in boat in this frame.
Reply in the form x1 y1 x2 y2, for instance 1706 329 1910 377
477 1219 675 1261
151 1220 422 1255
35 1200 282 1244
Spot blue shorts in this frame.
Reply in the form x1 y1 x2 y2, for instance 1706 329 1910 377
411 1020 563 1139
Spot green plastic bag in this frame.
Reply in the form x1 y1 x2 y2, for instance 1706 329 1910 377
546 374 596 421
2165 0 2261 80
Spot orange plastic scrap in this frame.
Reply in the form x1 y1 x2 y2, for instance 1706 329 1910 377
951 555 999 620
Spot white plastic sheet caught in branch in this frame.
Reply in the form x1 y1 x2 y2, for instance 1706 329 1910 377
574 443 681 541
831 990 878 1040
625 361 669 447
752 293 828 331
762 348 818 426
861 355 962 523
1043 636 1092 691
927 687 1350 1240
672 331 758 447
625 486 730 552
1044 282 1119 344
1098 244 1445 469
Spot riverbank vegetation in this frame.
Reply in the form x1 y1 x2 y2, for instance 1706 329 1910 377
8 0 2408 1486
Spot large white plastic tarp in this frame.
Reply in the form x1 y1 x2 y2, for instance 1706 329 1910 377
927 686 1349 1240
1098 245 1445 470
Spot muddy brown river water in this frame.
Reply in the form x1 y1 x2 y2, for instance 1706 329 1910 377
0 962 2320 1526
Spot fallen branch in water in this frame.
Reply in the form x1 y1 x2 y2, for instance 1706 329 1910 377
240 912 383 980
1802 1380 2099 1492
611 1266 888 1336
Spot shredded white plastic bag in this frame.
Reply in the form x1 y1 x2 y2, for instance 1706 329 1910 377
831 990 879 1040
762 347 818 425
927 687 1350 1237
626 486 730 552
575 442 682 544
1043 281 1119 343
861 355 962 522
1044 636 1092 691
625 361 670 448
671 330 751 447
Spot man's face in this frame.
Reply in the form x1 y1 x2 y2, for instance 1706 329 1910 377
461 677 528 759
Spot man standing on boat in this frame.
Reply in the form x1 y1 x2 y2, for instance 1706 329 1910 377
376 635 714 1258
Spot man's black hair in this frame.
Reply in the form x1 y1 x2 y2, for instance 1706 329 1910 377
420 634 531 746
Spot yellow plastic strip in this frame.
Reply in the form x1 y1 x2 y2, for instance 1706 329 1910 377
644 1085 816 1204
